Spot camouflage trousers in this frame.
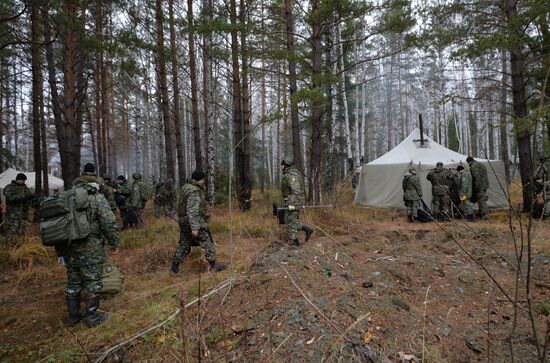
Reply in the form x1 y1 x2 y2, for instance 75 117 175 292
173 220 216 264
404 200 420 218
6 212 29 235
154 200 176 218
432 194 450 216
62 237 106 297
284 210 304 241
474 191 488 217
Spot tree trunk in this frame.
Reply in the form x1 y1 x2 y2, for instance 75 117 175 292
30 1 43 196
202 0 215 200
505 0 533 211
156 0 175 180
187 0 202 171
284 0 302 172
308 0 323 204
168 0 186 185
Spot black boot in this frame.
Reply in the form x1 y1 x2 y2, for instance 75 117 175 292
303 226 314 241
170 261 180 274
466 214 474 222
85 295 109 328
208 260 226 272
291 239 300 247
66 295 85 327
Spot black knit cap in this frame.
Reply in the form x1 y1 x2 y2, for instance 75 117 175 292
16 173 27 181
83 162 95 173
117 175 126 181
457 165 464 171
191 169 205 181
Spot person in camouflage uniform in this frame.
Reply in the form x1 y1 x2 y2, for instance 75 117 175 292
100 176 117 212
73 163 103 186
281 158 314 246
467 156 489 220
56 163 119 328
128 172 147 227
3 173 33 236
154 179 176 218
456 165 474 221
115 175 134 229
170 170 225 274
427 162 453 221
402 167 422 223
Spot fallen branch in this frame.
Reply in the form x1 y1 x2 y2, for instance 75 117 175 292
94 278 235 363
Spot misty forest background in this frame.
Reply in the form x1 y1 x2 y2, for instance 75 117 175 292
0 0 549 211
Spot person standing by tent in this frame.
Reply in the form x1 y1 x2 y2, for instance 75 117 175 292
402 167 422 223
281 158 314 246
456 165 474 221
170 170 225 274
467 156 489 220
427 162 453 221
3 173 33 236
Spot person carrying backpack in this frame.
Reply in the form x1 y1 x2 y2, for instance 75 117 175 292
3 173 33 236
56 163 120 328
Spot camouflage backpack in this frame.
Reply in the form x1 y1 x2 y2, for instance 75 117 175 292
39 186 91 247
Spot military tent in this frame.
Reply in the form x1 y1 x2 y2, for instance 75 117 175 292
353 129 509 210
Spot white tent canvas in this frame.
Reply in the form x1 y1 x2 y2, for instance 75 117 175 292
354 129 509 209
0 168 65 192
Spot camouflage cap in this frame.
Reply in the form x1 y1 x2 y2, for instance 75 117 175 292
132 172 142 180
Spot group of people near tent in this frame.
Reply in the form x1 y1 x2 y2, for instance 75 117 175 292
402 156 489 223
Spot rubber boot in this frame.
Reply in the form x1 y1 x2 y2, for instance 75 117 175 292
303 226 314 241
66 295 85 327
209 260 226 272
410 215 417 223
466 214 474 222
85 295 109 328
170 261 180 275
291 239 300 247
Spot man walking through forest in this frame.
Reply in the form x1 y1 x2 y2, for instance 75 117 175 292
57 163 119 328
3 173 33 236
100 176 117 212
467 156 489 220
456 165 474 222
154 178 176 218
170 170 225 274
129 172 148 227
115 175 134 229
402 167 422 223
281 158 314 246
427 162 453 221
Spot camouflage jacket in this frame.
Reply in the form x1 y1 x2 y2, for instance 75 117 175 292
457 170 472 199
177 180 207 230
469 161 488 192
3 181 32 214
154 183 176 204
281 165 306 206
73 172 102 187
115 182 131 209
129 179 147 210
100 183 117 210
427 168 452 196
402 173 422 201
535 161 550 181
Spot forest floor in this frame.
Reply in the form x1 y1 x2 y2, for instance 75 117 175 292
0 189 549 362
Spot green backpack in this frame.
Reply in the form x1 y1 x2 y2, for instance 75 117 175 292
39 186 91 247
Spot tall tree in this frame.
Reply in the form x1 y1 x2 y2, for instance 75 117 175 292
187 0 202 171
168 0 185 185
156 0 175 180
30 0 43 196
